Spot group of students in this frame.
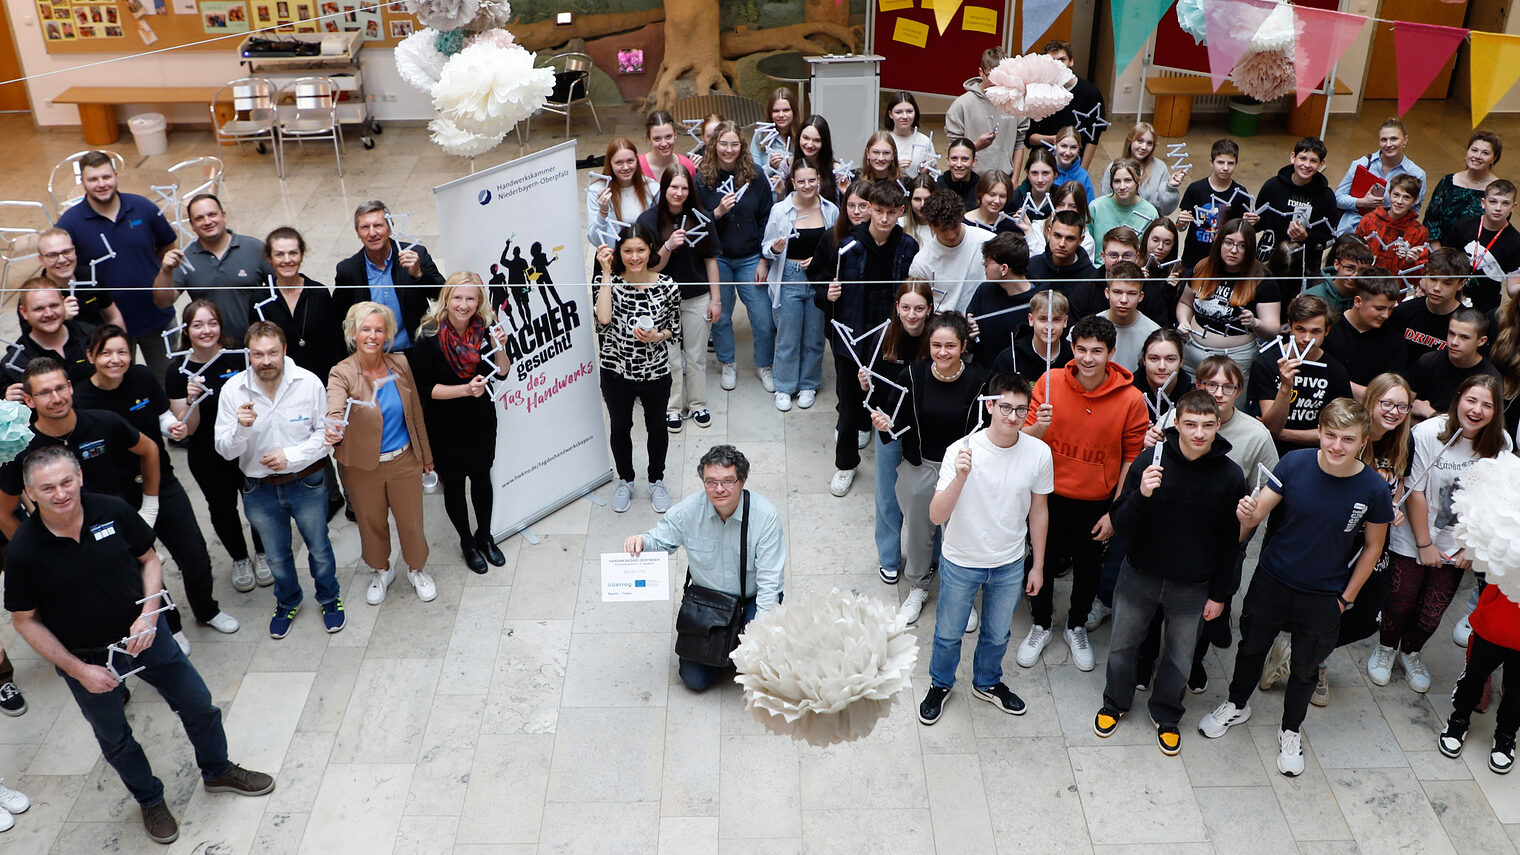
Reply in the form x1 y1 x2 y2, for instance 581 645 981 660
582 72 1520 782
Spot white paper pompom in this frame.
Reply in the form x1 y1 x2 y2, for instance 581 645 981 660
395 29 447 95
472 0 511 29
1451 455 1520 602
1250 2 1297 54
428 115 504 157
1232 49 1294 102
404 0 479 31
731 588 918 746
433 42 553 137
466 27 516 49
984 53 1075 121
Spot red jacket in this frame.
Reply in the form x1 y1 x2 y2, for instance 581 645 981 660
1355 207 1430 274
1469 584 1520 652
1026 361 1149 501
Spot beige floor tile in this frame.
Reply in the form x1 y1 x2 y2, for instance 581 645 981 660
1323 767 1458 855
299 763 413 853
547 706 665 802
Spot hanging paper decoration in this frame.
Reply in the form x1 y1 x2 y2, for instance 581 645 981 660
433 40 554 138
1392 22 1468 117
1111 0 1178 73
1290 5 1367 106
985 53 1076 120
1451 455 1520 602
1022 0 1074 52
933 0 963 36
0 402 33 465
1233 49 1295 103
1175 0 1206 43
1203 0 1277 92
395 28 448 95
1469 32 1520 127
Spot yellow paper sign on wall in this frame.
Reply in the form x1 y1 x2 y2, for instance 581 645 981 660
879 0 912 10
962 6 997 34
893 16 929 48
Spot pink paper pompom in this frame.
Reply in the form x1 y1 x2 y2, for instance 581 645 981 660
984 53 1075 120
466 27 515 49
1232 49 1295 102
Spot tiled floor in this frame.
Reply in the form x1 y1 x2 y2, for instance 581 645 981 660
0 100 1516 853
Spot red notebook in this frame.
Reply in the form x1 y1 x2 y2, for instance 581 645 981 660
1350 164 1386 198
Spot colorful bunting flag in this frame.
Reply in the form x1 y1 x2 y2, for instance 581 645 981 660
1111 0 1177 74
1470 32 1520 127
1202 0 1276 93
1392 22 1468 117
1022 0 1074 52
1291 6 1368 106
933 0 964 36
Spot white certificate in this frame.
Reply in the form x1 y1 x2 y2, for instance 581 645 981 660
600 551 671 602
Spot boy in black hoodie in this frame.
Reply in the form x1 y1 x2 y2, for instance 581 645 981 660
1252 137 1338 268
1094 390 1247 757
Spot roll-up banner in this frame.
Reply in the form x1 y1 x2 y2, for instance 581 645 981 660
432 140 612 539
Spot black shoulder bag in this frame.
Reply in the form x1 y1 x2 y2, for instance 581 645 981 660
674 491 751 668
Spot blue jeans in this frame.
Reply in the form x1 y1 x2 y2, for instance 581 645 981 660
874 434 904 573
679 597 778 691
60 613 230 806
712 254 775 368
241 467 340 611
771 265 825 394
930 556 1027 689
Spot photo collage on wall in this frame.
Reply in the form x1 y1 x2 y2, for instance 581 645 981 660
249 0 318 33
40 1 127 40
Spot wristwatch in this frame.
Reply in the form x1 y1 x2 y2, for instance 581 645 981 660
1337 594 1354 610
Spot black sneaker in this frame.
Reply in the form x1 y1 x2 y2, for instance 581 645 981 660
1439 718 1469 758
665 413 683 434
973 682 1026 715
1094 706 1122 737
1492 733 1516 775
141 800 179 843
321 599 346 633
0 681 25 717
203 763 276 796
1155 718 1182 756
919 686 950 725
1188 661 1209 694
691 408 712 428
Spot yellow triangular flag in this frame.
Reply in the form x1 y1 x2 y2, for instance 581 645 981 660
933 0 963 35
1470 32 1520 127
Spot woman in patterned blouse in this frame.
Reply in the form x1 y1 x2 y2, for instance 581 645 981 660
1425 130 1502 247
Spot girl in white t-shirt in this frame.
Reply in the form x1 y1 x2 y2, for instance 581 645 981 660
884 91 934 176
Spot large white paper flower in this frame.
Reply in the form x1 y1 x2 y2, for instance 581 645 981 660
404 0 479 31
1250 2 1297 54
473 0 512 29
395 28 447 95
433 42 553 137
731 588 918 745
984 53 1075 121
428 115 504 158
1176 0 1207 44
1232 49 1294 102
1452 455 1520 602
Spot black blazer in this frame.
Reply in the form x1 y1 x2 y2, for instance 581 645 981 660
332 239 445 343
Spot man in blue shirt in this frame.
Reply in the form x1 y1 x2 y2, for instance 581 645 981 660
622 445 786 691
331 200 444 352
56 151 178 385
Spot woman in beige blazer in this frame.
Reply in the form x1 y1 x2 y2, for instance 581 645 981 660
326 301 436 605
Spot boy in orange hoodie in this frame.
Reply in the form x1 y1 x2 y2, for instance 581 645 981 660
1017 314 1149 672
1439 583 1520 775
1355 174 1429 275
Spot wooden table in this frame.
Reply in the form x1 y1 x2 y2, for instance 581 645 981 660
1145 77 1353 138
52 86 228 146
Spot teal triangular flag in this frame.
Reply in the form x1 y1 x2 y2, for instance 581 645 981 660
1112 0 1178 72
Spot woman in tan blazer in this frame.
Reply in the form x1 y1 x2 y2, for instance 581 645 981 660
326 301 436 605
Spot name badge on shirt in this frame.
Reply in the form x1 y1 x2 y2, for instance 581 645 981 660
89 521 116 541
289 414 310 423
78 439 105 460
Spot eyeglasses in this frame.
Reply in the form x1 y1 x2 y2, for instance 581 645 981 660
1377 399 1412 415
1220 240 1248 251
40 249 75 261
1201 382 1240 394
992 402 1030 418
703 477 740 490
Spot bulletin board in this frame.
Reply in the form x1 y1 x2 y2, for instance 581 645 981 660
36 0 421 54
1151 0 1337 77
871 0 1072 99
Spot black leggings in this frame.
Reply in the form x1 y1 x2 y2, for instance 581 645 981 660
187 447 263 562
600 368 672 483
440 461 494 540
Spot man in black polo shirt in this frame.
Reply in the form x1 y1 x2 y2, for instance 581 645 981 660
150 194 270 344
1322 273 1405 399
3 279 96 399
4 445 273 844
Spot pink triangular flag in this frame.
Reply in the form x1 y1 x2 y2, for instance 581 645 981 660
1202 0 1276 92
1392 22 1468 116
1292 6 1368 106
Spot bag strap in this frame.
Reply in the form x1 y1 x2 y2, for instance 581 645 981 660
738 490 750 607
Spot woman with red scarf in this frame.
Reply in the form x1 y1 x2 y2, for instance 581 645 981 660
412 272 511 573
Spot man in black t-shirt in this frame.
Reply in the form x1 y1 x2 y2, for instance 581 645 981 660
1409 308 1501 419
1251 295 1353 456
1322 274 1406 398
1390 247 1468 366
965 232 1034 365
1451 179 1520 315
2 282 96 398
3 446 274 844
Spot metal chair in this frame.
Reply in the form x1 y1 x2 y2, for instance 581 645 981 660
160 156 225 242
671 94 768 130
0 200 53 290
46 149 125 219
526 51 602 141
277 77 344 177
211 77 282 178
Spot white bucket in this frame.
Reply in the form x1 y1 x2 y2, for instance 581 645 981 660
127 112 169 156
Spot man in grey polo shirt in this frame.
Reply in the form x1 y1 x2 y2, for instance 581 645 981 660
152 194 269 343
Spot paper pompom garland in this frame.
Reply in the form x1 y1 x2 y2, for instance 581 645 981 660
731 588 918 746
1232 49 1295 102
1176 0 1207 44
984 53 1075 121
403 0 480 31
0 401 33 465
395 29 448 95
434 27 467 56
433 41 554 138
1451 455 1520 603
428 115 505 158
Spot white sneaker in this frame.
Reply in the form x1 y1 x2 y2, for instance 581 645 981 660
0 777 30 814
649 480 671 514
858 430 871 449
758 366 775 393
612 479 633 513
965 606 979 634
254 553 274 587
1259 635 1291 690
1085 601 1112 632
774 391 792 412
1367 644 1396 686
1198 700 1251 738
1065 626 1095 671
898 588 928 626
1454 614 1473 648
231 558 255 593
365 566 394 605
720 363 737 390
1277 728 1306 776
1400 650 1431 693
1017 625 1053 667
206 612 240 634
0 809 10 831
797 389 816 408
829 469 856 497
408 569 437 603
173 631 191 656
